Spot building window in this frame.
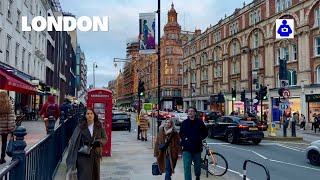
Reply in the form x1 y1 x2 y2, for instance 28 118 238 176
287 70 297 86
22 48 25 71
233 62 237 74
214 67 218 78
292 44 297 61
179 68 183 74
316 8 320 27
233 81 237 91
276 0 292 13
283 46 289 61
253 55 259 69
178 59 182 65
165 68 169 74
171 34 175 40
214 49 219 61
16 9 21 31
232 42 237 56
7 0 13 20
317 66 320 84
276 48 281 64
178 78 182 85
191 58 196 69
218 66 222 77
253 33 259 48
315 37 320 56
6 35 11 63
15 43 19 67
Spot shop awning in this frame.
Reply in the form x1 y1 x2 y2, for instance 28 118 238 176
0 67 37 95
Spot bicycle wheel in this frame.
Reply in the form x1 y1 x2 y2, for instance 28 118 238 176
208 152 228 176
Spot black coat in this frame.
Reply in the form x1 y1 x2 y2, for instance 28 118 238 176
179 118 208 153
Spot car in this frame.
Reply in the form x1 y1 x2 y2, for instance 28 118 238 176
208 116 264 144
147 110 153 116
169 113 188 126
196 110 222 123
112 111 131 131
306 140 320 166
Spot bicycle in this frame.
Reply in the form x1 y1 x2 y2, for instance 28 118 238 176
201 140 228 177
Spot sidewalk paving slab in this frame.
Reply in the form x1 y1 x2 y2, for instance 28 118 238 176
54 130 238 180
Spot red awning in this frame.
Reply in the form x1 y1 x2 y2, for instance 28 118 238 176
0 67 37 95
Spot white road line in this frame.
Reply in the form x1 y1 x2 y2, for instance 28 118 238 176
269 159 320 172
219 144 268 160
273 142 310 146
227 168 251 180
276 144 304 152
207 142 230 145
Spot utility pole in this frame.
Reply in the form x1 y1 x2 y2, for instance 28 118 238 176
93 62 98 88
157 0 161 130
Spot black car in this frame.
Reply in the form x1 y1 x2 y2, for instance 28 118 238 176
196 111 222 123
112 111 131 131
208 116 264 144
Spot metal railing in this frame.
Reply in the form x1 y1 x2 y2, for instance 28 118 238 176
0 108 83 180
243 159 270 180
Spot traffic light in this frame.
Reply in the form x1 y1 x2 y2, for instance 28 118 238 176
138 80 145 97
232 88 236 101
261 86 268 100
278 88 283 97
241 90 246 102
279 59 287 80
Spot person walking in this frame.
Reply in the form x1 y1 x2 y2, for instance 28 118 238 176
66 108 107 180
179 107 208 180
300 114 306 130
154 119 181 180
60 98 72 116
139 109 150 141
136 114 141 140
291 113 298 137
39 95 60 132
0 91 16 164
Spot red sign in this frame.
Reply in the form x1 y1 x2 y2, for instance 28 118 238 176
282 89 291 99
87 89 113 156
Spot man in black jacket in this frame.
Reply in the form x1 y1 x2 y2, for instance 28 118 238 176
179 107 208 180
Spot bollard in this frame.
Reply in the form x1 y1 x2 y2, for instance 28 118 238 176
10 126 27 180
47 116 55 135
59 111 66 125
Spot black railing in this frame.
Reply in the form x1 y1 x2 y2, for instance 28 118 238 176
243 159 270 180
0 108 84 180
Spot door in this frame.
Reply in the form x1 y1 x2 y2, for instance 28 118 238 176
212 117 225 136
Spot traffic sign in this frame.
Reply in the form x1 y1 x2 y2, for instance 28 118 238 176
279 103 289 110
280 80 289 88
282 89 291 99
143 103 152 111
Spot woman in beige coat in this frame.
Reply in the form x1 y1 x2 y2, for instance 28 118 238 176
139 109 150 141
0 91 16 164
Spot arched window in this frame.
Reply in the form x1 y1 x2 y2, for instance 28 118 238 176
191 58 196 69
277 70 297 87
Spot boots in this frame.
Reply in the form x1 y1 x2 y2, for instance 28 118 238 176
0 158 6 164
196 176 200 180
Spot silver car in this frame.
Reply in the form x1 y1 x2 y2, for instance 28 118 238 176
306 140 320 166
170 113 188 126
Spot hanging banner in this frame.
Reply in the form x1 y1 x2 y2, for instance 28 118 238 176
139 13 156 54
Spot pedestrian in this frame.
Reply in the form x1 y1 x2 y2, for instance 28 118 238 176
179 107 208 180
136 114 141 140
311 113 316 130
263 112 268 123
300 114 306 130
39 95 60 133
139 109 150 141
66 108 107 180
316 114 320 133
154 119 181 180
291 113 298 137
0 91 16 164
60 98 72 117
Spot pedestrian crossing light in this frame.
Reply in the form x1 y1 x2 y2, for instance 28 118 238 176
138 80 145 97
261 86 268 100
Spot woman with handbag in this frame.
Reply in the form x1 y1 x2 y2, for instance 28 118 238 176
0 91 16 164
66 108 107 180
139 109 150 141
154 119 181 180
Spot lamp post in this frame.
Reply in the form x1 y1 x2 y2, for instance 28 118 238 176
93 62 98 88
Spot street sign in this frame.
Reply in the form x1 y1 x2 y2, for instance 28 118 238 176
279 103 289 110
143 103 152 111
282 89 291 99
280 98 289 103
280 80 289 88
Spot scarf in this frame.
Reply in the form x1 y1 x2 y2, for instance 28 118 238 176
164 126 173 135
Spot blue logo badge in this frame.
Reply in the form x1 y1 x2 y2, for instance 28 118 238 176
276 19 294 39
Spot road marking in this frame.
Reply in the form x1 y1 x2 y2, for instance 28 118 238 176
227 168 251 180
207 142 230 145
269 159 320 172
276 144 305 152
219 144 268 160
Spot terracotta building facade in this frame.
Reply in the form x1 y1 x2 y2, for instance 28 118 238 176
182 0 320 125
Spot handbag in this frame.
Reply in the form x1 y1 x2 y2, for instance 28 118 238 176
78 145 92 155
6 132 14 157
152 162 162 175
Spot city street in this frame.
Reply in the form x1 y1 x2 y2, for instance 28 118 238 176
129 112 320 180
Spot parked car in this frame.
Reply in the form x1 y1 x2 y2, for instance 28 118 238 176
169 113 188 126
112 111 131 132
208 116 264 144
154 111 169 119
196 110 222 123
147 110 153 116
306 140 320 166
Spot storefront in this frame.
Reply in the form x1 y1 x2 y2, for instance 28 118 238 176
271 96 301 121
306 94 320 123
209 95 225 113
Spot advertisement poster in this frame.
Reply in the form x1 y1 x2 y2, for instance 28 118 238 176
139 13 156 54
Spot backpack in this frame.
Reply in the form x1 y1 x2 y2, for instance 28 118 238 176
46 103 57 117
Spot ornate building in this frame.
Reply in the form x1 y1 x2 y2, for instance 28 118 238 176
182 0 320 125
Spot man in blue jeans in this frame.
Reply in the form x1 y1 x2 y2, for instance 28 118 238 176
179 107 208 180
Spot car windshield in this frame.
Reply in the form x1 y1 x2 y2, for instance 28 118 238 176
112 114 128 119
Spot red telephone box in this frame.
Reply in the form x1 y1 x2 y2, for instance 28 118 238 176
87 89 112 156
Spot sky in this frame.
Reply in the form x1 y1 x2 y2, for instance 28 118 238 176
59 0 253 88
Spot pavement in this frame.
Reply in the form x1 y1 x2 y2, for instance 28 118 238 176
54 130 236 180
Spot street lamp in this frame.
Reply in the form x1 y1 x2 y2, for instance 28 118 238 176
93 62 98 88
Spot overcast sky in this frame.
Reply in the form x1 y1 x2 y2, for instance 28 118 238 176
59 0 253 88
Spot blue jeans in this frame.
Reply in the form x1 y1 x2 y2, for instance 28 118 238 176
182 151 202 180
165 154 172 180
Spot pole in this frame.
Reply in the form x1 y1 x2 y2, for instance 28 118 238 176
250 70 253 112
232 99 234 113
260 84 263 124
157 0 161 131
93 63 95 88
190 82 192 107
